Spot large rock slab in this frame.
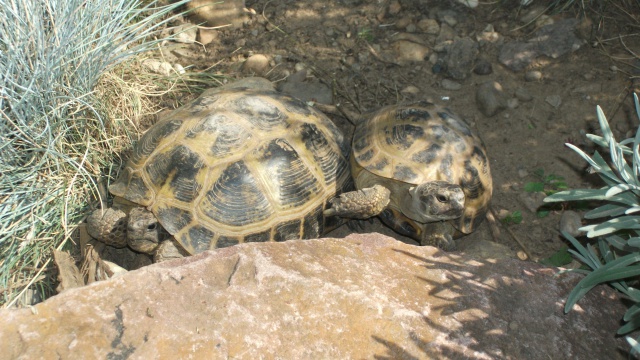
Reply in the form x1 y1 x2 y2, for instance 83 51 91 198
0 234 629 359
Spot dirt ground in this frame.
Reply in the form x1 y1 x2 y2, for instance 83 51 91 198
152 0 640 263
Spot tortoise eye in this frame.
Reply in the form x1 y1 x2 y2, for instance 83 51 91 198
436 194 449 203
147 223 158 231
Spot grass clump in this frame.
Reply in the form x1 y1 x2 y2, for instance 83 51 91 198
545 93 640 355
0 0 194 307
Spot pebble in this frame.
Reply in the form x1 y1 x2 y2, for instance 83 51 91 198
295 63 307 72
241 54 271 75
525 70 543 82
545 95 562 108
444 37 478 80
476 81 507 117
610 65 619 72
388 0 402 15
514 87 533 102
173 64 186 75
197 29 218 45
392 40 431 63
417 18 440 34
517 168 529 178
401 85 421 96
142 59 173 76
441 79 462 91
406 24 417 33
518 192 546 214
507 98 519 109
171 24 197 44
560 211 583 237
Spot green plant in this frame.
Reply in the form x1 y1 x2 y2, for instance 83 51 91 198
357 27 374 42
502 210 523 225
544 94 640 355
524 169 568 195
0 0 191 307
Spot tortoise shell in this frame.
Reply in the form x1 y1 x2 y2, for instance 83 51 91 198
351 101 492 234
109 84 351 254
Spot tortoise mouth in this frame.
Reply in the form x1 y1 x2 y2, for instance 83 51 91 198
128 238 160 254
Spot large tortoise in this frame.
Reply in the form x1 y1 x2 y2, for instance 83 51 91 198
325 101 492 250
87 78 350 261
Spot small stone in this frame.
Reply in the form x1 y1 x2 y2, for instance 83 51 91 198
517 168 529 178
476 81 507 117
436 23 457 44
173 64 186 75
442 14 458 27
406 24 417 33
441 79 462 91
583 73 595 81
519 192 546 214
507 98 519 109
295 63 307 72
325 28 335 37
610 65 619 72
388 0 402 15
141 59 173 76
473 58 493 75
560 211 583 237
514 87 533 102
545 95 562 108
395 17 413 30
401 85 421 96
417 18 439 34
477 24 500 43
171 24 197 44
444 37 478 80
525 70 543 82
455 0 478 7
251 29 259 36
392 40 431 63
241 54 270 76
197 29 218 45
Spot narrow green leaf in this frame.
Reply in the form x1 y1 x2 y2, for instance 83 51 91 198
581 266 640 286
618 316 640 335
544 188 609 202
624 302 640 321
585 203 628 219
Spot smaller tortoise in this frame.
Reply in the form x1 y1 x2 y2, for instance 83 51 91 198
87 77 351 261
325 101 492 250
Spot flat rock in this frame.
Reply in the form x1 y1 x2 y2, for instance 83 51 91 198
0 234 629 359
476 81 507 117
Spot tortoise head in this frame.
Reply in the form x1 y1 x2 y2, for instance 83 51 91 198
402 181 465 223
127 207 164 254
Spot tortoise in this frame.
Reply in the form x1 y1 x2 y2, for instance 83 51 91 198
324 101 492 250
87 77 351 261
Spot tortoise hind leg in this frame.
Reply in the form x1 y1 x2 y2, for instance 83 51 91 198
323 185 391 219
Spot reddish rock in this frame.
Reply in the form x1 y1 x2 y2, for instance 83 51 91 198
0 234 629 359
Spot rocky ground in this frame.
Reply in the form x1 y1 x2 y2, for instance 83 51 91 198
146 0 640 263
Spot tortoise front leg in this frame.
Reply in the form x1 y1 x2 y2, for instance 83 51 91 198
324 184 391 219
421 221 457 251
